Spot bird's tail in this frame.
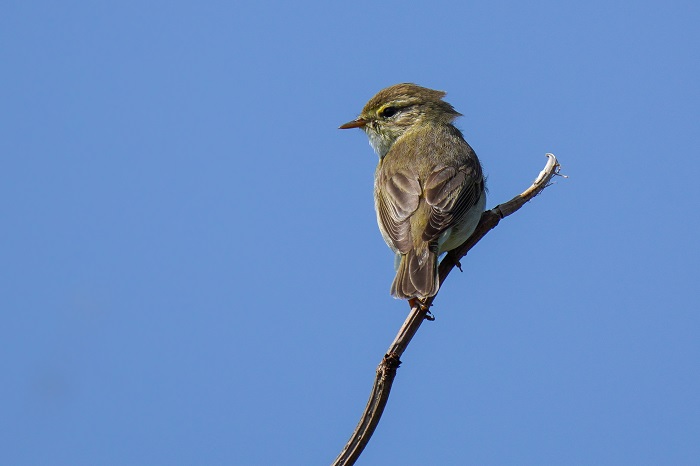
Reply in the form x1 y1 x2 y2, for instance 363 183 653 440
391 247 439 299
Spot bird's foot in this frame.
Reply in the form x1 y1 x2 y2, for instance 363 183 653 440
409 298 435 321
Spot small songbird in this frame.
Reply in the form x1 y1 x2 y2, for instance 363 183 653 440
340 83 486 299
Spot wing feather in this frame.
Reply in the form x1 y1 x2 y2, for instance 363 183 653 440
422 163 482 242
375 170 421 253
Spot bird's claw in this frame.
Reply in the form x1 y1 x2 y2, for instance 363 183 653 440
410 297 435 320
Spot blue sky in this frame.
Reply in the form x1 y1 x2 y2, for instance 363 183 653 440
2 1 699 465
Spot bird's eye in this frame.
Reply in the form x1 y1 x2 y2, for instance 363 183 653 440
380 106 398 118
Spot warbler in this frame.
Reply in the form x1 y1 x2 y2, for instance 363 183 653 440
340 83 486 299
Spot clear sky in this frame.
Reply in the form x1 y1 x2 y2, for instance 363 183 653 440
2 1 699 465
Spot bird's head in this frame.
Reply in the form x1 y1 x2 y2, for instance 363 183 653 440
339 83 461 157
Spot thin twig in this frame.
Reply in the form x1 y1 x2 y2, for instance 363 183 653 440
332 154 562 466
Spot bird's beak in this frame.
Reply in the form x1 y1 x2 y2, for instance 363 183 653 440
339 118 367 129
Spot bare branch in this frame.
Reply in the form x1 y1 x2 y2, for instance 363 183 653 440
332 154 563 466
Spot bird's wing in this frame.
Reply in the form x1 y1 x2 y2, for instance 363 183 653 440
375 170 421 254
422 163 483 242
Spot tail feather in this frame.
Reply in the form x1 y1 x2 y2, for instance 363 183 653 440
391 249 439 299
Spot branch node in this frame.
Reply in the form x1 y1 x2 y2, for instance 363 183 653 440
383 353 401 370
495 205 506 219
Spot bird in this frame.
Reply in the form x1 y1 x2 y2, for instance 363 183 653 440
340 83 486 300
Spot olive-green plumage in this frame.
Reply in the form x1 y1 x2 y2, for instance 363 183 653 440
340 83 485 299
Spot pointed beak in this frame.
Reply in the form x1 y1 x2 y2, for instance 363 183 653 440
339 118 367 129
